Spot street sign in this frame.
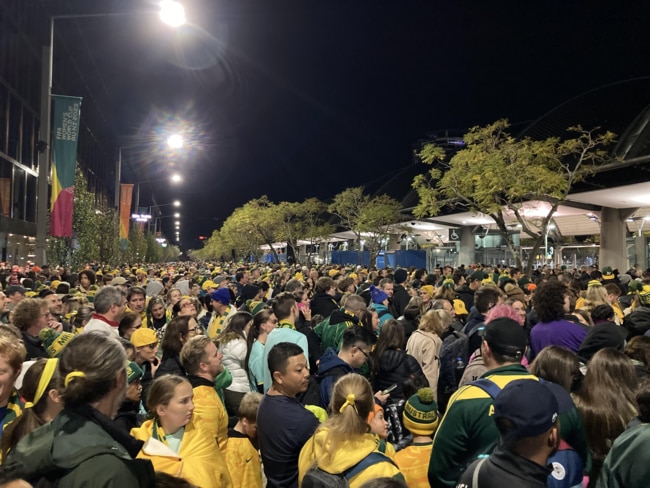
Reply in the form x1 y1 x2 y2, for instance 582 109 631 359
448 228 460 242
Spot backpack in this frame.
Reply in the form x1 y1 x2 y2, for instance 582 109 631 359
302 452 396 488
437 330 469 413
298 365 350 407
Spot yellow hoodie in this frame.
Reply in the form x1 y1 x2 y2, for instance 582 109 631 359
131 417 232 488
298 429 404 487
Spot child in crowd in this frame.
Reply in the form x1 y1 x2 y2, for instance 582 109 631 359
369 402 396 459
225 392 263 488
394 388 440 488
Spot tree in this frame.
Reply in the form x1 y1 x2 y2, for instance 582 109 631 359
277 198 331 264
329 187 402 266
412 119 616 275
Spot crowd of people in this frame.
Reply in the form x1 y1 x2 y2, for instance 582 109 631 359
0 260 649 487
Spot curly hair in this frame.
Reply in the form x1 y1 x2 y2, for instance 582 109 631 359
532 280 568 323
12 298 46 331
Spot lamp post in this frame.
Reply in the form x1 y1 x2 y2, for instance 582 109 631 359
36 3 186 265
544 224 556 267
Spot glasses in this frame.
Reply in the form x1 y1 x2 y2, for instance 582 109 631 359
355 346 371 359
41 311 52 317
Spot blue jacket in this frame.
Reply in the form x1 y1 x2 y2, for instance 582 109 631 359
371 303 394 331
318 347 353 409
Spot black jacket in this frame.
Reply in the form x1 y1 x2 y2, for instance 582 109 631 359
457 445 552 488
392 285 411 318
310 292 339 319
114 401 143 433
155 353 185 379
22 331 48 360
372 349 424 402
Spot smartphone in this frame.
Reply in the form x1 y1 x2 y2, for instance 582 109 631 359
382 384 397 395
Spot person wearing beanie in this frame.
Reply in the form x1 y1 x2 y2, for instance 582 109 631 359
114 361 145 433
418 285 435 313
39 328 74 358
392 269 411 317
370 286 394 331
207 288 236 339
395 388 440 488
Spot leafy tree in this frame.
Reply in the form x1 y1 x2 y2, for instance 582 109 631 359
329 187 402 266
413 119 616 275
277 198 331 264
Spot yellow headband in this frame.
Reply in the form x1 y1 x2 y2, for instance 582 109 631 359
339 393 358 414
24 358 58 409
64 370 86 388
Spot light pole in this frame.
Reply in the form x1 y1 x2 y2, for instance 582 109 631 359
36 3 186 265
544 224 556 267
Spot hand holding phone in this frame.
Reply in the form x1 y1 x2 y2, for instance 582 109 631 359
382 384 397 395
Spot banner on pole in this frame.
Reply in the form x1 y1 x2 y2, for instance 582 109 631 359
49 95 82 237
119 184 134 240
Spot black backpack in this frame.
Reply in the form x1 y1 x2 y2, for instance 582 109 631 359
302 452 396 488
298 365 350 408
437 329 469 413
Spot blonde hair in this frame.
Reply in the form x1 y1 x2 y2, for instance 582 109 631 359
418 310 446 335
317 374 373 463
581 285 608 313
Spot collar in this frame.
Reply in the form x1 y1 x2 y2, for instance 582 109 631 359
482 363 530 378
187 374 213 389
490 445 552 482
91 313 119 328
277 319 295 330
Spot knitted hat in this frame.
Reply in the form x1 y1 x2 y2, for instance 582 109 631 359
419 285 435 298
367 402 384 424
241 284 260 302
602 266 614 279
628 280 643 293
210 288 231 305
403 387 440 436
39 328 74 358
394 269 407 284
369 285 388 304
247 299 266 316
130 328 158 348
127 361 144 384
588 280 603 288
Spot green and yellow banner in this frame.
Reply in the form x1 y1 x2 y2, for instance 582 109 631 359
50 95 82 237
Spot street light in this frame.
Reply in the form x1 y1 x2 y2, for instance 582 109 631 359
36 3 186 264
167 133 184 149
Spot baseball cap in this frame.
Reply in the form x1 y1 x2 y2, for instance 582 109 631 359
6 285 26 296
468 271 485 282
130 328 158 348
210 288 231 305
494 379 559 439
482 317 528 359
110 276 128 286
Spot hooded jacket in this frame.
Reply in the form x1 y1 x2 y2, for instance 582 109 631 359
313 309 359 352
317 347 354 408
298 429 404 487
6 406 155 488
131 417 233 488
310 292 339 318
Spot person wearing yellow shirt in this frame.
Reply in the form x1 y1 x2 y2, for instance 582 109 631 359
180 335 229 450
131 375 232 488
225 392 263 488
207 288 236 339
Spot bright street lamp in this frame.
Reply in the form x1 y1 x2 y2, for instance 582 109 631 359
170 173 182 183
174 213 180 218
36 6 186 264
167 133 184 149
159 1 186 27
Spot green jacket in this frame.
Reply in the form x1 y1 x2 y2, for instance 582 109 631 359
313 309 358 351
428 364 589 488
6 407 155 488
597 423 650 487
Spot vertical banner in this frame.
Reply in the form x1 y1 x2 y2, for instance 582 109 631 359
49 95 82 237
119 184 134 240
0 178 10 216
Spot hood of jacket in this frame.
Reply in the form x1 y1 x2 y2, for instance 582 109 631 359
7 407 139 481
329 309 358 327
301 428 380 474
318 347 353 375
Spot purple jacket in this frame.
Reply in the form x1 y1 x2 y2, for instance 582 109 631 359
530 319 588 358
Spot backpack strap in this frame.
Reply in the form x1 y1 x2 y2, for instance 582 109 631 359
343 452 396 481
377 309 391 318
471 457 488 487
470 378 501 399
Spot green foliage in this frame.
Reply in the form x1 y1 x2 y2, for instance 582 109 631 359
276 198 332 264
329 187 402 264
412 119 617 273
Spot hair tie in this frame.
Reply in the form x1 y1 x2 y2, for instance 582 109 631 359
26 358 59 409
64 370 86 387
339 393 358 414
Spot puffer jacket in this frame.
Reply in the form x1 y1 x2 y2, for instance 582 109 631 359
131 418 232 488
6 406 155 488
372 349 425 402
298 428 404 487
219 333 251 393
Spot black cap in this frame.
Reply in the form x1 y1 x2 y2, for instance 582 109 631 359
5 285 26 296
482 317 528 359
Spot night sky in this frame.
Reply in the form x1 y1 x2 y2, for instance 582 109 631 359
59 0 650 250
